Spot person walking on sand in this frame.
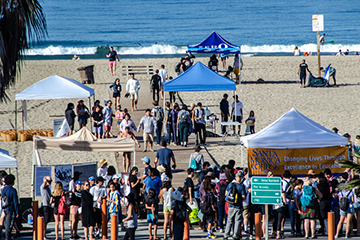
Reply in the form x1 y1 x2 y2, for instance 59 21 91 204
233 54 243 82
159 64 168 100
219 53 228 70
126 73 141 111
220 94 229 135
102 100 114 138
109 78 122 107
151 70 161 102
297 59 310 88
151 101 164 145
231 95 243 135
106 46 120 76
137 109 157 152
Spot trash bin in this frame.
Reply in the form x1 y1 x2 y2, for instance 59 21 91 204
77 65 94 84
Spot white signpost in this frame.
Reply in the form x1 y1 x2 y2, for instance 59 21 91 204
312 14 324 77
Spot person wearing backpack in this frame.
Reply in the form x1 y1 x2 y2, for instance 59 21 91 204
171 190 192 240
223 171 247 240
151 101 164 145
335 172 355 238
194 102 207 146
51 182 69 240
201 183 217 239
189 145 204 172
1 174 18 240
215 172 229 232
299 180 323 239
177 105 191 147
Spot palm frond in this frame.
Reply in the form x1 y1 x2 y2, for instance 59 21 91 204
340 179 360 191
338 160 360 173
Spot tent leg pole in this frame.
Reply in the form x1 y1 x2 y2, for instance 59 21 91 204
88 97 93 133
133 151 136 169
241 145 243 168
15 101 17 142
16 168 20 199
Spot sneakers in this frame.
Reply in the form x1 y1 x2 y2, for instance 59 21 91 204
334 236 338 239
220 229 224 233
206 233 217 239
198 227 204 231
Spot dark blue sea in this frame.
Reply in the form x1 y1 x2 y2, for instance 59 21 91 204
26 0 360 59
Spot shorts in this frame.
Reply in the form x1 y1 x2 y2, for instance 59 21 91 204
143 133 154 143
130 92 138 100
159 81 164 89
242 205 249 219
354 201 360 212
70 205 80 215
340 204 355 216
113 92 120 98
78 114 87 124
205 212 215 224
233 116 242 123
95 208 102 225
234 68 239 75
105 124 112 131
147 213 158 224
163 206 171 214
221 57 226 61
43 206 52 224
117 120 121 126
109 61 116 68
94 126 102 133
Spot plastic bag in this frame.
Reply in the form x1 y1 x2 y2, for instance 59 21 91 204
187 200 200 223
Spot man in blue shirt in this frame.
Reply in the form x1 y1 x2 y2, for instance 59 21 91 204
154 141 176 179
2 174 19 240
224 171 247 240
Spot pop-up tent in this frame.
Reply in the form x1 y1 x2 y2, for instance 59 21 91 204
0 150 20 195
241 108 348 177
32 127 136 198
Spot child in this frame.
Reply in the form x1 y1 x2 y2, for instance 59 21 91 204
204 183 217 239
245 110 255 134
146 188 158 240
92 105 104 138
108 182 121 222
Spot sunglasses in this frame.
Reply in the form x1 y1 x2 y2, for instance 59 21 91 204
84 184 89 186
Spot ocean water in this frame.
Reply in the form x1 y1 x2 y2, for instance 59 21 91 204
26 0 360 59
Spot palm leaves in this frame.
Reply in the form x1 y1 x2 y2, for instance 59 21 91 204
0 0 47 102
338 160 360 190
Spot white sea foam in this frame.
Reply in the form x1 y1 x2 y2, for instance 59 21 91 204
25 45 98 56
241 43 360 53
117 44 187 55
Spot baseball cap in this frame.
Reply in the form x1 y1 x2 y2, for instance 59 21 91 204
236 170 244 178
141 156 150 164
171 190 182 201
75 180 82 185
96 176 105 182
88 176 95 181
112 174 122 179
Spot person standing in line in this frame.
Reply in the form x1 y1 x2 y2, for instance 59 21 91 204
41 176 52 239
146 188 159 240
177 105 191 147
151 70 161 102
151 101 164 145
97 158 108 177
126 73 141 111
108 182 121 225
92 105 104 139
137 109 157 152
81 181 96 240
51 182 67 240
70 180 82 240
297 59 310 88
171 190 192 240
230 95 243 135
102 100 114 138
159 64 168 100
89 177 107 238
220 94 229 135
2 174 19 240
106 46 120 76
76 100 90 129
109 78 122 107
65 103 76 136
122 193 138 240
194 102 206 146
233 54 243 82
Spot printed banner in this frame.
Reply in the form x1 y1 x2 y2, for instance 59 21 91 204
248 146 347 176
35 167 52 197
55 164 72 191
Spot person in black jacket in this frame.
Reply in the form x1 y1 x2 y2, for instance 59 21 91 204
81 181 95 240
220 94 229 134
65 103 75 136
1 174 19 240
151 70 161 102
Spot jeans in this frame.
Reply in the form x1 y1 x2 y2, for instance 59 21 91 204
173 223 184 240
195 123 206 145
179 123 189 143
288 202 296 233
152 88 159 101
224 207 243 238
124 227 136 240
221 115 228 134
272 207 285 232
4 210 15 240
169 92 176 103
172 122 179 145
217 201 227 229
155 121 163 144
165 124 172 144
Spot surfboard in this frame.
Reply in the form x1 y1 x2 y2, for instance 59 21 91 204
324 40 334 43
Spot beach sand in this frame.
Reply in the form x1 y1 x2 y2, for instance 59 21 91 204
1 55 360 197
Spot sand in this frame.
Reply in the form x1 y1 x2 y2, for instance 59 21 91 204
1 55 360 198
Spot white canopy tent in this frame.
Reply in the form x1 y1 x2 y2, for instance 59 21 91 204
0 150 20 196
32 127 136 199
241 108 348 149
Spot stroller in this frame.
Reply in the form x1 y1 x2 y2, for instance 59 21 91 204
306 65 330 87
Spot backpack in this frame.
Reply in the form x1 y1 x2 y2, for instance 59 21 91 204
190 159 199 170
58 193 69 214
1 194 10 209
339 191 352 212
300 185 315 208
217 182 228 204
200 192 212 215
174 62 181 73
179 111 188 123
226 183 240 206
175 201 188 222
155 107 164 121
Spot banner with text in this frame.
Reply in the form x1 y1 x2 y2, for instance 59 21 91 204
248 146 347 176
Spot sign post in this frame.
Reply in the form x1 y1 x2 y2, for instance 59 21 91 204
312 14 324 77
251 177 282 240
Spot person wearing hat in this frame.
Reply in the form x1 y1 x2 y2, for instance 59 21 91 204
76 99 90 129
155 141 176 178
70 180 82 240
69 171 82 193
141 157 152 180
224 171 246 240
332 127 340 134
171 190 192 240
88 176 95 188
97 158 109 177
189 145 204 172
230 95 243 135
215 172 229 232
89 177 107 237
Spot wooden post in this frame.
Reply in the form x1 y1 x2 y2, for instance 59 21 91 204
33 201 38 240
317 30 321 77
183 217 190 240
328 212 335 240
101 198 107 239
37 216 44 240
255 213 261 240
111 214 117 240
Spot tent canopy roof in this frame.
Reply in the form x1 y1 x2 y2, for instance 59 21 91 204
241 108 348 149
163 62 236 92
0 151 17 168
188 31 240 54
16 75 95 101
34 127 135 152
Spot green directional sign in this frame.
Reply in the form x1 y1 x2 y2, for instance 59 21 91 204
251 177 282 204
